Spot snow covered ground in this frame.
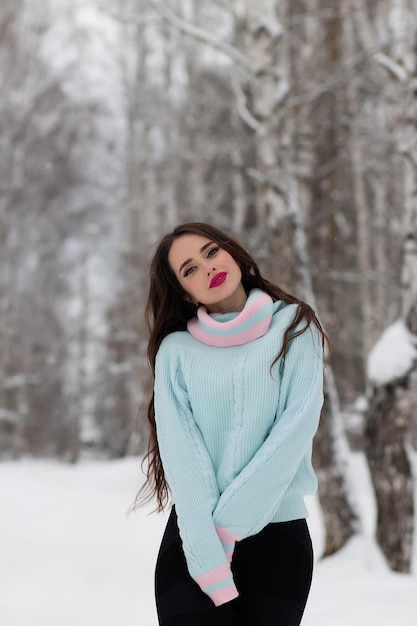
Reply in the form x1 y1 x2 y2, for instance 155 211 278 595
0 454 416 626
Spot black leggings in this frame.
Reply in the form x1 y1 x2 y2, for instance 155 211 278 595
155 508 313 626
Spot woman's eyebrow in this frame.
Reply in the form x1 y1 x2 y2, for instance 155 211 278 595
178 241 214 274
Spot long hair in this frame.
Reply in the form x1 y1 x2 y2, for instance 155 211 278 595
135 222 329 512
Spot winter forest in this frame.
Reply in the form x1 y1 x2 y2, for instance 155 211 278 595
1 0 417 614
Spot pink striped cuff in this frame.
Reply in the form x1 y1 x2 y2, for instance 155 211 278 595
210 582 239 606
194 563 239 606
216 526 241 561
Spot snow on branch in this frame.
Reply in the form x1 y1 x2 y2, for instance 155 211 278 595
231 73 259 131
0 408 19 424
149 0 250 69
98 7 162 28
254 16 283 41
373 53 408 82
289 37 411 107
367 319 417 387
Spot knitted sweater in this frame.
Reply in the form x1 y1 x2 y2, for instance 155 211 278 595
154 290 324 606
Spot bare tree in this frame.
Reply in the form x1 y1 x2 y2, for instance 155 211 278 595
2 4 415 575
241 0 300 285
284 0 360 555
343 0 374 361
363 0 417 573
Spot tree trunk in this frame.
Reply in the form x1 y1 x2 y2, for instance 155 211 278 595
180 0 203 221
243 0 297 286
230 105 247 234
314 378 360 555
363 0 417 574
162 5 179 229
401 71 417 335
364 377 415 571
289 0 360 554
344 0 375 361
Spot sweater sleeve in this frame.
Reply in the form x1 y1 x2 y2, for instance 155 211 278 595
154 341 239 606
212 324 324 546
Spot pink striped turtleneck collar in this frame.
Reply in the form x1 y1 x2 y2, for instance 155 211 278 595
187 289 273 347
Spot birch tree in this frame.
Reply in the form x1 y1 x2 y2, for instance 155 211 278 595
363 0 417 573
242 0 299 285
0 1 70 457
4 2 416 555
285 0 359 554
343 0 375 361
162 7 179 228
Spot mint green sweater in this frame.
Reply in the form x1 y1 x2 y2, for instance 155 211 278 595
154 296 324 606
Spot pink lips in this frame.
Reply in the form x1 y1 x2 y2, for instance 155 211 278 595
209 272 227 288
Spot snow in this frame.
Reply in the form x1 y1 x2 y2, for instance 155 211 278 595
367 319 417 386
0 454 416 626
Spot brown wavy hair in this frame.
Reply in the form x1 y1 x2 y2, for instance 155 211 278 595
135 222 329 512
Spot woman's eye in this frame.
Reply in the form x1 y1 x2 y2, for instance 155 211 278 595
207 247 219 258
184 266 195 277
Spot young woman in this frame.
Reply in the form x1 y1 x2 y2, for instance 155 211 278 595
136 222 328 626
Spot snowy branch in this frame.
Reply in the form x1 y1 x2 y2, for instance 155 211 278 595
352 3 411 83
289 37 411 106
281 9 351 26
98 8 163 28
208 0 233 14
149 0 250 69
230 73 259 131
373 53 409 82
246 168 285 195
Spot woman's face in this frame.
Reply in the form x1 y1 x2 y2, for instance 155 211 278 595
168 233 247 313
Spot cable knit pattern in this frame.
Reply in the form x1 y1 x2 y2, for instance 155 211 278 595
154 293 324 606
